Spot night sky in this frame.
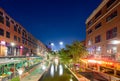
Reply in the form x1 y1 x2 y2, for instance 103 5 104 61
0 0 101 50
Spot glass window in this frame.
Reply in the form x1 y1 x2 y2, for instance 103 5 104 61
14 35 17 41
95 11 101 19
22 30 25 37
0 28 4 36
106 11 117 22
107 0 116 8
106 27 117 40
6 31 10 38
95 35 101 43
88 29 92 34
18 37 21 42
95 22 101 30
6 20 10 27
11 20 14 24
0 15 4 24
6 16 9 20
22 39 25 44
88 20 93 26
18 27 21 34
14 25 17 32
0 11 3 16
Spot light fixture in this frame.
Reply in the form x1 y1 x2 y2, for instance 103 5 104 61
11 42 15 46
1 41 6 45
111 40 120 44
20 46 23 49
51 43 54 46
59 41 63 45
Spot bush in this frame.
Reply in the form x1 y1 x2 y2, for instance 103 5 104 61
10 76 20 81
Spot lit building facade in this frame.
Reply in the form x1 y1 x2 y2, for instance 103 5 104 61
0 8 47 57
86 0 120 61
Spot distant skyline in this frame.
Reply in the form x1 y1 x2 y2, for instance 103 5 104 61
0 0 102 50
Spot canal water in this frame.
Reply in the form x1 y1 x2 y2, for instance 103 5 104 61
39 63 78 81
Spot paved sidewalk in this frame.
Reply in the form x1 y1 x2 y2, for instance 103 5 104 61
21 62 48 81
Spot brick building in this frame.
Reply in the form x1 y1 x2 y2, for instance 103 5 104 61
86 0 120 61
0 8 47 56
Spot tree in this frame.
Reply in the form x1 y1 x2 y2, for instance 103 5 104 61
59 41 88 65
69 41 88 62
59 48 72 64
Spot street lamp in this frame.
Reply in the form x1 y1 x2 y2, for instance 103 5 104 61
59 41 63 46
51 43 54 46
50 43 54 51
59 41 63 49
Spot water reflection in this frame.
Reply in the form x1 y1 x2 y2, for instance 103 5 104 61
59 64 63 76
50 64 54 77
39 63 78 81
70 78 73 81
55 65 57 72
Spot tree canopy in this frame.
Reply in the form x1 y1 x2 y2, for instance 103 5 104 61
59 41 88 64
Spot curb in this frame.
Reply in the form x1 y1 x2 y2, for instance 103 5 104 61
67 68 90 81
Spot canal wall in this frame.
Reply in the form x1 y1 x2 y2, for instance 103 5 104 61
37 62 51 81
67 67 89 81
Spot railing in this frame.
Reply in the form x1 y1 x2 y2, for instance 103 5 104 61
86 54 117 61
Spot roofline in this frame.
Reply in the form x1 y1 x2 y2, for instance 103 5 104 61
85 0 109 24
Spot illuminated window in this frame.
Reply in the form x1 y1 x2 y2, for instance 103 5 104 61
88 39 92 46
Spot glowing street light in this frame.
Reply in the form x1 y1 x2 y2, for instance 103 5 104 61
51 43 54 46
59 41 63 45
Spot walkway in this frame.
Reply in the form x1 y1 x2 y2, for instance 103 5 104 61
21 62 49 81
68 68 89 81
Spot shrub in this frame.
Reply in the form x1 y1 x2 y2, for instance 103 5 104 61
10 76 20 81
